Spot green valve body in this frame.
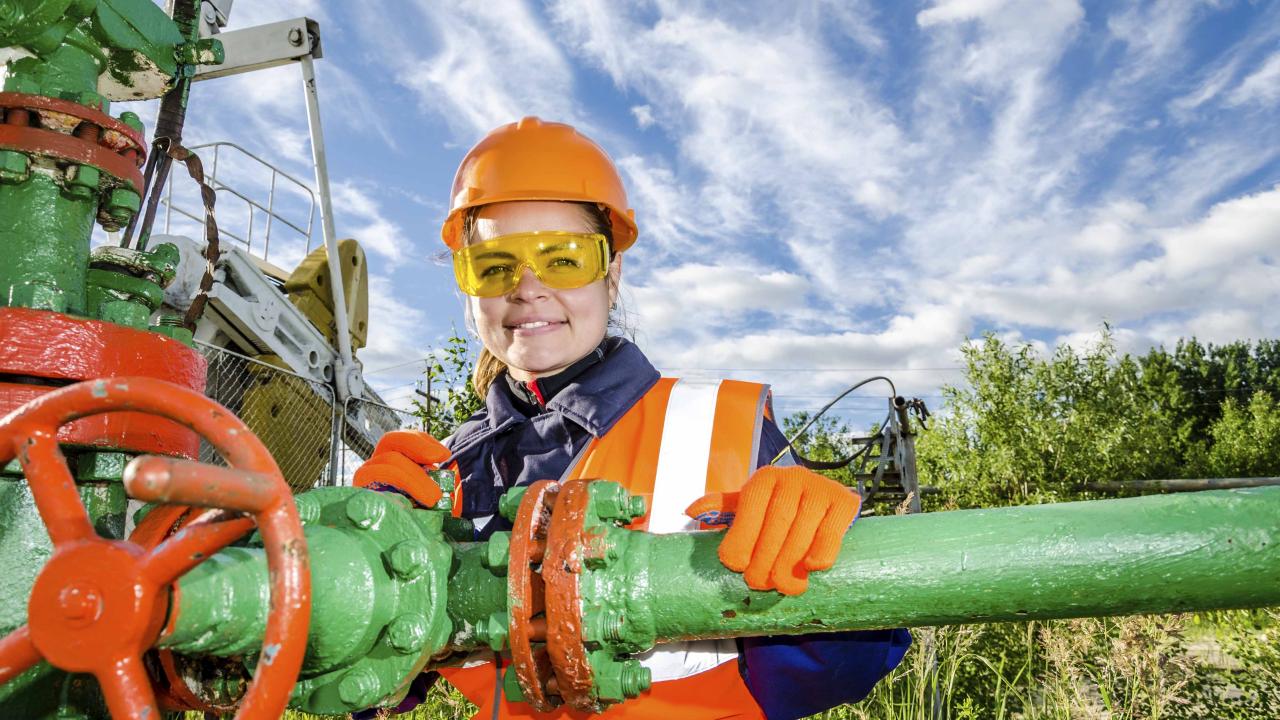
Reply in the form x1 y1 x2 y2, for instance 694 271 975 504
162 487 456 715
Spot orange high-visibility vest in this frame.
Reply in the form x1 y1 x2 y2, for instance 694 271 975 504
440 377 773 719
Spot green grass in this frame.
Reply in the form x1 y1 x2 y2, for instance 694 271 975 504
271 610 1278 719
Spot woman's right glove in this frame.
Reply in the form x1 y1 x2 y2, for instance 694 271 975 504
353 430 451 508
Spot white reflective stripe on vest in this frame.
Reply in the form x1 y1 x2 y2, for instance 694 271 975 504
640 377 739 682
647 378 721 534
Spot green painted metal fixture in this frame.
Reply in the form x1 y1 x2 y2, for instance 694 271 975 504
156 478 1280 715
0 0 220 322
161 487 456 715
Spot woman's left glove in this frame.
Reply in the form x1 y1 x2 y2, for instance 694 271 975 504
685 466 861 596
353 430 452 508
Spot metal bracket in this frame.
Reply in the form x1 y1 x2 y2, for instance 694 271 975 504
193 17 322 81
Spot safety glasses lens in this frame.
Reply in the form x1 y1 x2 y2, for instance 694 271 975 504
453 232 608 297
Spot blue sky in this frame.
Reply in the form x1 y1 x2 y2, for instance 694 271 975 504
135 0 1280 426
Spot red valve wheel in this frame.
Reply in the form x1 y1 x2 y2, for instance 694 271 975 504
0 377 310 720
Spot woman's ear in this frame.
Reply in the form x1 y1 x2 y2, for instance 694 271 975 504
607 252 623 306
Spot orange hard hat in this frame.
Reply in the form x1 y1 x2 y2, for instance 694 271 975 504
441 116 638 252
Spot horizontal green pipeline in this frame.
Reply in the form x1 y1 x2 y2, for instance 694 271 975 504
631 487 1280 642
167 487 1280 661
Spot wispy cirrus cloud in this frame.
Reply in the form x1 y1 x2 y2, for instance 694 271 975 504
117 1 1280 423
534 0 1280 414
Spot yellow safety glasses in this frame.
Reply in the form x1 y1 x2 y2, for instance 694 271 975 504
452 231 611 297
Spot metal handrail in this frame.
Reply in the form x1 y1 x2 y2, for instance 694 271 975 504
161 141 317 263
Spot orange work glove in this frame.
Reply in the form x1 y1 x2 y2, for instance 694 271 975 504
685 466 861 596
353 430 451 508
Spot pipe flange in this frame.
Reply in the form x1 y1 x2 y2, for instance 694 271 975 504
505 479 559 711
542 480 651 712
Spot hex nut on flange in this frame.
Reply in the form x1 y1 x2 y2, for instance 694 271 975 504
475 611 508 652
0 149 30 184
591 482 646 523
64 164 100 199
338 666 382 709
385 614 428 655
387 541 429 579
346 492 385 529
105 187 141 226
485 531 511 571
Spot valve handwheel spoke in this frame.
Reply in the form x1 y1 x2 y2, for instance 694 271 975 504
0 378 310 720
0 625 41 685
10 426 94 545
143 516 256 586
98 654 159 719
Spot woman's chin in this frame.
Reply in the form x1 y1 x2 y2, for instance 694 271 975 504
505 352 569 379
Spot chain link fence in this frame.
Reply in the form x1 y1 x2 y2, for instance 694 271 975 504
195 342 422 491
197 342 336 492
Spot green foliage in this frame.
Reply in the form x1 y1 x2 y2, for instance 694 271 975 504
916 333 1183 508
781 412 887 489
915 333 1280 509
793 331 1280 718
1194 392 1280 478
409 331 484 440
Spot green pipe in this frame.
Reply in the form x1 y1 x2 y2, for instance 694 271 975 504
0 161 97 313
161 485 1280 712
625 487 1280 642
0 37 102 314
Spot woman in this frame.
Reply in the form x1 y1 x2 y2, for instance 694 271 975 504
356 117 909 719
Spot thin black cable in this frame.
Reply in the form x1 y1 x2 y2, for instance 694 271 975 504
772 376 897 467
124 0 200 250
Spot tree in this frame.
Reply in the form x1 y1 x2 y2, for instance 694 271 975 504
410 331 485 440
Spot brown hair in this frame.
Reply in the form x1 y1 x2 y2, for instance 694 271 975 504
469 203 616 399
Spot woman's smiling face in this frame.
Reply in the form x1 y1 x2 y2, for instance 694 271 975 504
468 201 621 381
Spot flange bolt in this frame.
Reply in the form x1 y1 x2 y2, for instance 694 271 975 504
338 667 382 709
587 610 625 643
0 149 30 184
105 187 141 228
475 611 509 651
387 541 429 580
591 482 645 523
385 614 427 655
502 665 526 703
64 164 99 200
346 493 385 529
498 487 528 522
117 111 143 134
485 531 511 571
620 659 650 698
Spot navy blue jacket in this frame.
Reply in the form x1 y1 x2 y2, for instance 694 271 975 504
445 337 909 719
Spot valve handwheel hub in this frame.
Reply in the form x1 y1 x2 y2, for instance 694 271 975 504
0 377 310 720
30 542 162 666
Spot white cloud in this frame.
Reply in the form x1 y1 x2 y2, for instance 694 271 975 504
917 0 1013 28
631 104 655 129
330 181 415 263
375 0 579 137
534 0 1278 421
1227 51 1280 107
628 262 810 334
360 275 431 396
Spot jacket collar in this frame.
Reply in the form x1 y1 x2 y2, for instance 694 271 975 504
453 337 659 452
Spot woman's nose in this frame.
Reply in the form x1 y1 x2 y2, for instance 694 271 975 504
509 266 549 300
